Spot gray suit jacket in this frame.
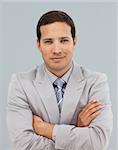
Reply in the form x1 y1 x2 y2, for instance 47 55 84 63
7 62 113 150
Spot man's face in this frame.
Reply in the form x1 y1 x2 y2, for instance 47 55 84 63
37 22 77 75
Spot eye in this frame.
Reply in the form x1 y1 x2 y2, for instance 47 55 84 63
60 39 69 43
44 40 53 44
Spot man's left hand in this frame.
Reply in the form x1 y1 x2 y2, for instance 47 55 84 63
33 115 54 139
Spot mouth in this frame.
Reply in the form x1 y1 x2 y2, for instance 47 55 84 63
50 56 65 62
51 56 65 60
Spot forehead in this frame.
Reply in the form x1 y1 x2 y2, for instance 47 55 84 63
40 22 72 38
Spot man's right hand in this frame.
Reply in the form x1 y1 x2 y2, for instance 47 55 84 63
77 100 103 127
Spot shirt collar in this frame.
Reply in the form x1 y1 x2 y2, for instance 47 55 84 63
44 65 73 84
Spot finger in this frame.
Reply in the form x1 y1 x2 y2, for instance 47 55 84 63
88 101 102 110
87 100 102 109
81 100 102 115
88 110 101 122
33 115 43 122
82 100 98 112
85 111 101 125
86 104 103 117
33 115 38 121
81 103 103 119
33 115 38 118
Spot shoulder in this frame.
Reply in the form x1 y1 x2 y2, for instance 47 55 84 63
73 62 108 84
13 67 37 81
81 67 108 81
10 64 44 82
77 66 109 89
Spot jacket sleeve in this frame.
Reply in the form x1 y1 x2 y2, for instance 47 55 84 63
52 73 113 150
7 74 55 150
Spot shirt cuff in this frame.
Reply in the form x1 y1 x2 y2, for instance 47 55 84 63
52 124 58 142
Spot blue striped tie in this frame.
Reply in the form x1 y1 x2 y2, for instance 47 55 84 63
53 78 66 113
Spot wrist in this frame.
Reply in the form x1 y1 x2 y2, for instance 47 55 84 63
42 122 54 139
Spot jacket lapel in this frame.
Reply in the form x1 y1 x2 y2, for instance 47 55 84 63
32 63 86 124
33 64 59 124
60 63 87 124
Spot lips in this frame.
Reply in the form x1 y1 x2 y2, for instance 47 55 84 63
50 56 65 63
51 56 65 59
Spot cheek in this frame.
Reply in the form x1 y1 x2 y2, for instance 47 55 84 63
42 52 50 59
63 46 74 54
40 47 51 56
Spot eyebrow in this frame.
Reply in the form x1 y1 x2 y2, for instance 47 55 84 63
43 38 52 41
59 37 70 40
42 37 70 41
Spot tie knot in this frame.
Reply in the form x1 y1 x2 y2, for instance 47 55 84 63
53 78 66 89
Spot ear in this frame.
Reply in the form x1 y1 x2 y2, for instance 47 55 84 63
73 36 77 47
36 39 40 49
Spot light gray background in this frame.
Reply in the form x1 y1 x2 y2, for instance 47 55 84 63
0 1 117 150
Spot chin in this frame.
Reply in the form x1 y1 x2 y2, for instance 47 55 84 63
51 65 64 70
50 64 68 71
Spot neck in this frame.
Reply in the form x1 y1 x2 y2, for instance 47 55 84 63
46 62 73 77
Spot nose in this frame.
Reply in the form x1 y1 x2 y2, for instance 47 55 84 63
52 41 62 54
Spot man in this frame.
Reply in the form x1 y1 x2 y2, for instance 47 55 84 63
7 10 113 150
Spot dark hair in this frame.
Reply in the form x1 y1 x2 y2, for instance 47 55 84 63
36 10 76 41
